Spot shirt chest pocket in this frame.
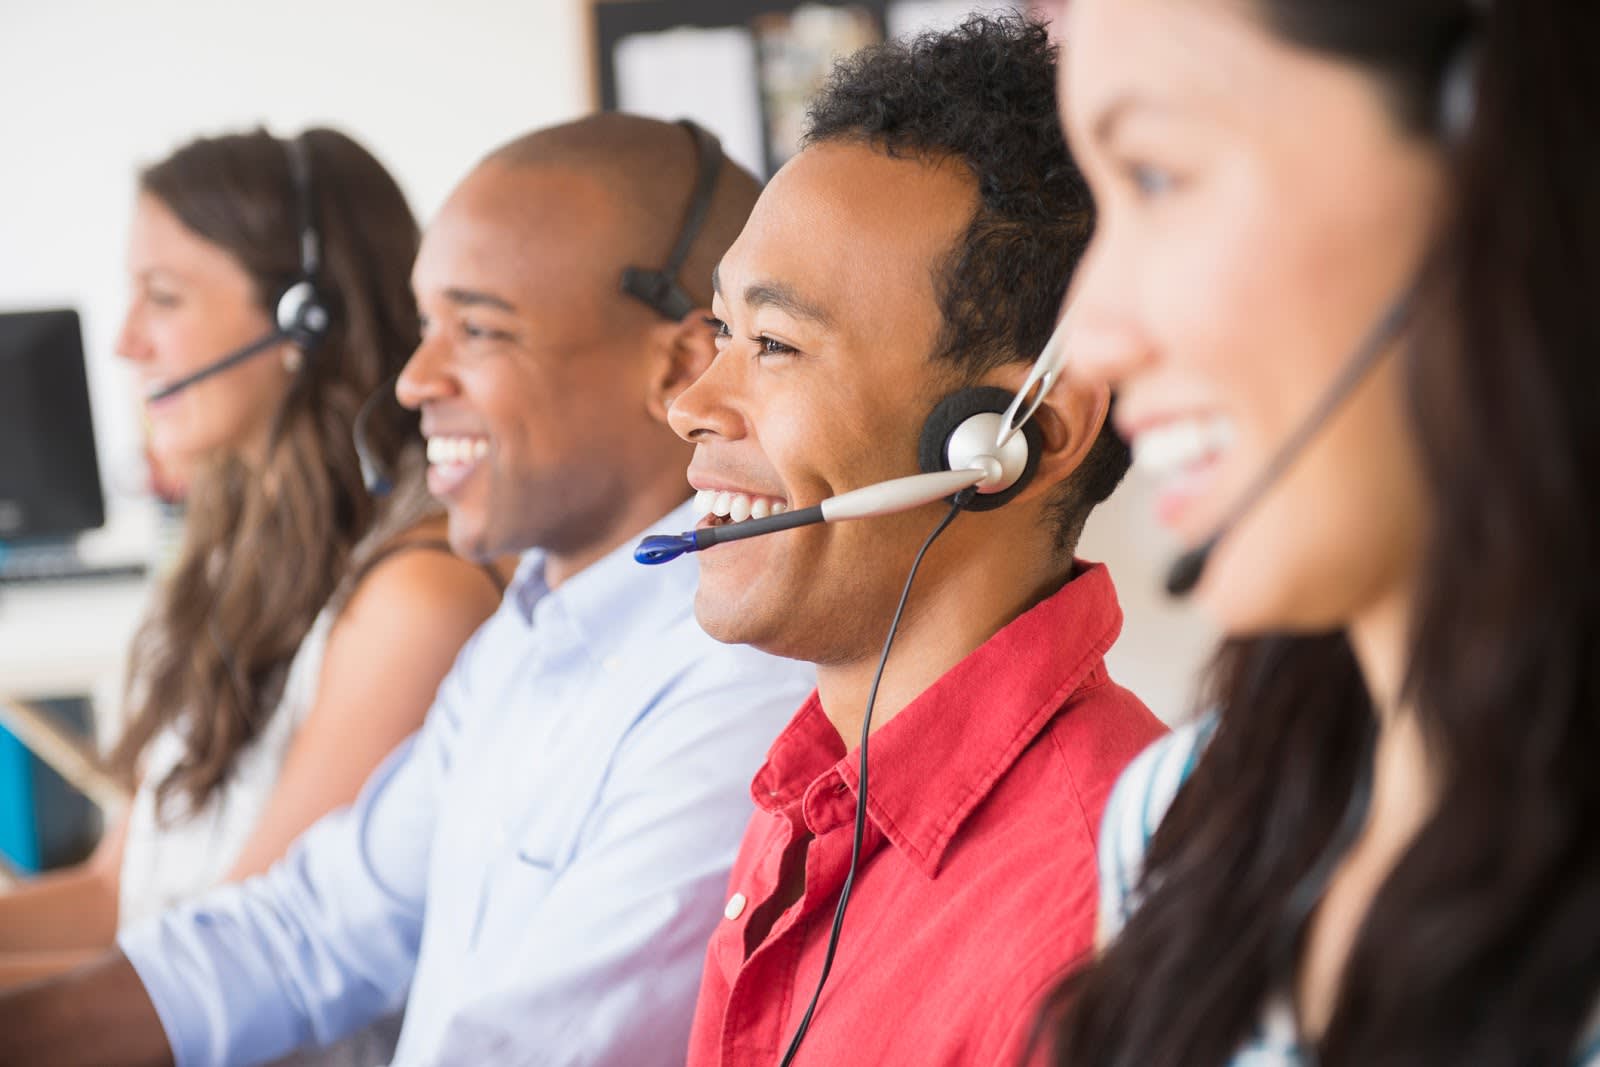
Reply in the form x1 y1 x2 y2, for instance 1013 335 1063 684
468 752 614 947
459 665 683 948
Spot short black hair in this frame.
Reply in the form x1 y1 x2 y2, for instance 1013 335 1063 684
804 11 1129 551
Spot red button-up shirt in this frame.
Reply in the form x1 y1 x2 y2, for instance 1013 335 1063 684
685 562 1166 1066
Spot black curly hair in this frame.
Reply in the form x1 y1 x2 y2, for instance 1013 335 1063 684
804 10 1129 551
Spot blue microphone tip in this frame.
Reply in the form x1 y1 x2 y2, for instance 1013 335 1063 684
634 533 697 565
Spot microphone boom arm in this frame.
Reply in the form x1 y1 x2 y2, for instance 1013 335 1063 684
635 464 993 565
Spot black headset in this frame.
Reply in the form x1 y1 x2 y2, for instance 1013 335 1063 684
620 119 725 322
144 134 333 404
275 134 333 349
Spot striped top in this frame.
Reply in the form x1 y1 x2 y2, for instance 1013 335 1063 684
1098 717 1600 1065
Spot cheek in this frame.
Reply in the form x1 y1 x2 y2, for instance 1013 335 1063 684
1157 169 1308 406
473 363 596 490
762 384 923 499
187 357 287 454
1197 328 1427 633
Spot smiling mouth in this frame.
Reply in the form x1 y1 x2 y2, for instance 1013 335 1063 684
425 434 491 497
1133 414 1236 485
694 488 791 526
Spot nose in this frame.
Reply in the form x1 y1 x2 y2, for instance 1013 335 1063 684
114 300 153 365
667 344 750 445
1055 236 1156 396
395 329 458 412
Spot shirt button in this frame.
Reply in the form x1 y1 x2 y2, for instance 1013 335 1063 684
602 655 621 673
724 892 747 920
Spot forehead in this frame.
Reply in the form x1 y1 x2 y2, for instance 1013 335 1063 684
127 192 252 287
128 193 215 260
719 140 977 341
1061 0 1278 138
413 163 621 313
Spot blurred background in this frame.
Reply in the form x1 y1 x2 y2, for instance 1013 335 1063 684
0 0 1214 877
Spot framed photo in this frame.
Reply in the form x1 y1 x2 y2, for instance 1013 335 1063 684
593 0 1025 178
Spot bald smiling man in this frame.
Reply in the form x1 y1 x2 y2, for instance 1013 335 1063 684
0 116 814 1067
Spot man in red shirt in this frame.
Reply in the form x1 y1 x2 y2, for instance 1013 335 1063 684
665 13 1167 1066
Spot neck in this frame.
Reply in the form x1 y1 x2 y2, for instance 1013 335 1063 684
1347 583 1414 723
1347 580 1438 842
815 530 1073 746
545 477 691 589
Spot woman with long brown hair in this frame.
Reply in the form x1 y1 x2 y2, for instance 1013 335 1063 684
0 128 504 988
1041 0 1599 1064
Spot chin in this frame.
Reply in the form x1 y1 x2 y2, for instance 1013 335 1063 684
692 585 798 656
1197 550 1366 637
444 516 492 563
692 590 754 647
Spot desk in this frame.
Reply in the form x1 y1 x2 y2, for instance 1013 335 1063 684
0 500 162 745
0 574 151 746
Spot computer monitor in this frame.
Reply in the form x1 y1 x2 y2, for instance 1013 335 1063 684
0 309 106 541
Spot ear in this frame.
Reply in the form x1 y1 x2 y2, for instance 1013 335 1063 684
985 361 1112 502
643 307 718 426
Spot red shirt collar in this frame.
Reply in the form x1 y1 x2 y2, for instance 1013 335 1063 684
750 560 1123 878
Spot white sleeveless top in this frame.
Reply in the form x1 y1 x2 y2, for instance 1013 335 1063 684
116 452 442 931
118 605 336 929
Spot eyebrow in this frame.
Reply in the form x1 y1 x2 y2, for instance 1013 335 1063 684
442 287 517 313
711 262 835 329
135 267 185 284
1091 92 1173 146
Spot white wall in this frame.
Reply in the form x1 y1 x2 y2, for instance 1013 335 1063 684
0 0 1216 723
0 0 591 505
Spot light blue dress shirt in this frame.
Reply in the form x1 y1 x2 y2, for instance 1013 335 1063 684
118 500 816 1067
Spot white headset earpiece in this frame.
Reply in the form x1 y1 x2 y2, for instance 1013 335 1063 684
917 385 1042 511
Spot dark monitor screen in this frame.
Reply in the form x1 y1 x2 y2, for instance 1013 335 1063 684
0 309 106 540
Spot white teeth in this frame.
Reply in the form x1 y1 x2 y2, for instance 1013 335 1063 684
427 436 489 466
689 487 790 522
1133 416 1236 481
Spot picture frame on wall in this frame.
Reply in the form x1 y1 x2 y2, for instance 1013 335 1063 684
592 0 1025 179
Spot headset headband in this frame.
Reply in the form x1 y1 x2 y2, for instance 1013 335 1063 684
275 134 332 347
284 134 322 281
619 119 724 322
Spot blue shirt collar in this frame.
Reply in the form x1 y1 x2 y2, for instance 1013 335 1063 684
506 497 703 660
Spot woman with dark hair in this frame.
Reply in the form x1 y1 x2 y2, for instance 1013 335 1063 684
1042 0 1600 1064
0 129 505 990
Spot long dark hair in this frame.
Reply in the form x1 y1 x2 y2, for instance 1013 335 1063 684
110 128 424 818
1045 1 1600 1064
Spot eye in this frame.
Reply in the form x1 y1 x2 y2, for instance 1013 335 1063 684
146 289 180 309
754 335 797 357
704 315 732 345
1125 162 1180 200
460 320 514 343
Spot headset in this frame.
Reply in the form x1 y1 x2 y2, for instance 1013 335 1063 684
358 118 727 497
633 19 1484 1062
145 134 332 404
621 119 726 322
